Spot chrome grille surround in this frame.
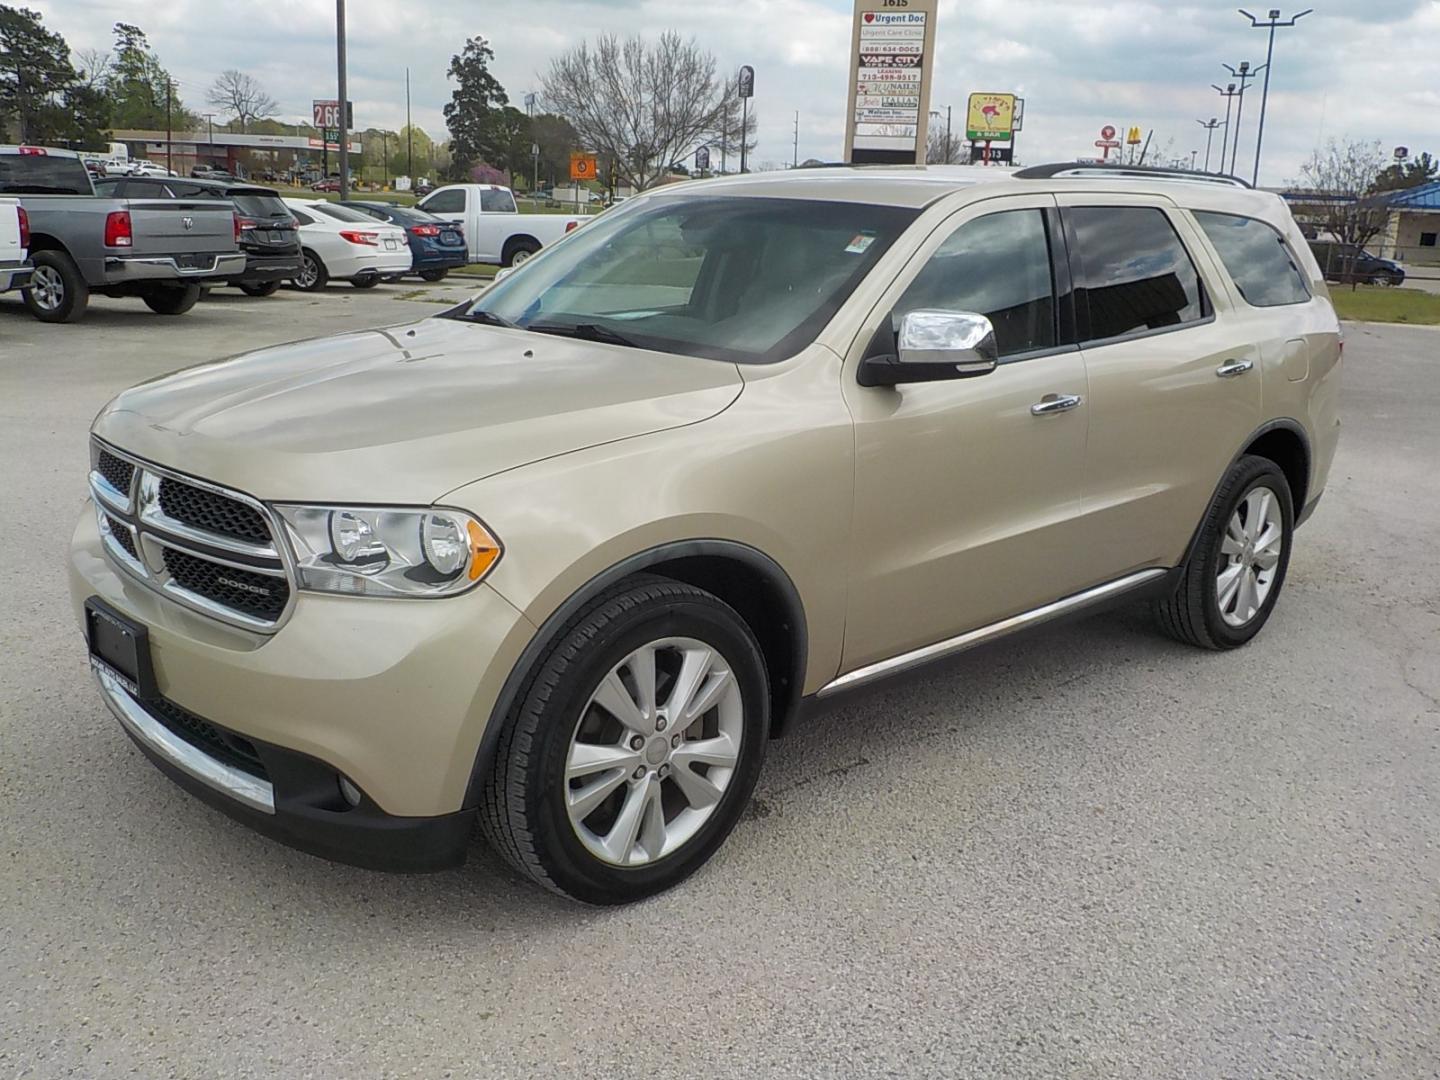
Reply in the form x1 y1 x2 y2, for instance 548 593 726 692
89 439 297 633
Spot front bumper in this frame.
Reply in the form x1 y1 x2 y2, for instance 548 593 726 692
0 262 32 292
102 252 248 282
70 505 536 868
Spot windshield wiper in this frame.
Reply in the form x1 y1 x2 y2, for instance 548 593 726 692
444 308 518 329
528 322 639 348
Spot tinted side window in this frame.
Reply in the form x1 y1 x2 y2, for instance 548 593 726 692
894 209 1056 358
289 208 316 226
421 189 465 214
1194 212 1310 307
479 188 517 213
165 181 212 199
1069 207 1206 342
124 179 171 198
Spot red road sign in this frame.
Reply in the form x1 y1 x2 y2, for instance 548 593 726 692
1101 125 1117 140
1095 139 1122 149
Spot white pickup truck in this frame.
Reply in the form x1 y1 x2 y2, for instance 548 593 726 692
415 183 586 267
0 196 32 294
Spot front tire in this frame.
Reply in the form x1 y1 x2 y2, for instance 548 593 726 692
140 283 202 315
22 250 89 323
1155 455 1294 650
239 280 282 297
294 250 329 292
480 578 770 904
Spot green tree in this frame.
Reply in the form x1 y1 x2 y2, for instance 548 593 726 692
0 5 76 142
106 22 193 130
1372 151 1438 193
528 112 577 187
442 36 515 177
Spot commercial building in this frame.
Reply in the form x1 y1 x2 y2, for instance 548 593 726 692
109 129 362 179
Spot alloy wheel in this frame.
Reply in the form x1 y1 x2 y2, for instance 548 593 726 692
296 257 319 289
565 637 744 867
1216 485 1285 628
30 265 64 311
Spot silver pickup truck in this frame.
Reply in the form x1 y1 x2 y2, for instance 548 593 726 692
1 146 245 323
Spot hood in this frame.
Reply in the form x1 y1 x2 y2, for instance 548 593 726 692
93 317 743 504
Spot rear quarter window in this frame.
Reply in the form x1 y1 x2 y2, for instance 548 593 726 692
1194 212 1311 307
420 189 466 214
479 188 516 213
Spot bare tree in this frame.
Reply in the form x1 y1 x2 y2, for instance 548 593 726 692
1294 138 1391 286
543 32 734 190
926 126 961 164
206 69 277 132
74 47 112 91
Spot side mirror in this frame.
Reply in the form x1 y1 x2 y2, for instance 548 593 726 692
493 266 516 283
858 310 999 387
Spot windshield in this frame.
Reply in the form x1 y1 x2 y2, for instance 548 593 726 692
231 193 289 218
451 195 917 364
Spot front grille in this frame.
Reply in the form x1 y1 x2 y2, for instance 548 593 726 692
143 696 269 780
158 478 270 545
97 450 135 496
163 547 290 622
105 514 138 561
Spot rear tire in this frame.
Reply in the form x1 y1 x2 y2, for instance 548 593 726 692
501 238 541 268
239 280 282 297
22 250 89 323
1155 455 1294 650
350 275 381 289
141 283 202 315
419 268 449 282
479 578 769 904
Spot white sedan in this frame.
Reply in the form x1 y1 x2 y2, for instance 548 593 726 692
282 198 413 291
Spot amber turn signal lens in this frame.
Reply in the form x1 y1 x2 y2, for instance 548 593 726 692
467 520 502 581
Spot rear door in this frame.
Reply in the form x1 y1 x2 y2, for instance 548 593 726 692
1057 194 1262 581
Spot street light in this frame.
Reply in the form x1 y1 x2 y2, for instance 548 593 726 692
1222 61 1265 178
1211 84 1241 175
1196 117 1224 173
1241 7 1313 187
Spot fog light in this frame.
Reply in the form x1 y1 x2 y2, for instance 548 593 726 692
338 776 363 807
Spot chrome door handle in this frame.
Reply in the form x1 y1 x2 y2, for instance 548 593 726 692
1216 359 1255 378
1031 394 1084 417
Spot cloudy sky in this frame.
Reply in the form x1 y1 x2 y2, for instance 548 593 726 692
29 0 1440 185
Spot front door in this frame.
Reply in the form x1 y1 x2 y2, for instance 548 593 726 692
840 196 1092 673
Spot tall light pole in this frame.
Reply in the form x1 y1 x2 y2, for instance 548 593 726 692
405 67 413 182
1241 7 1313 187
1212 84 1240 175
336 0 349 198
1222 61 1264 178
1196 117 1223 173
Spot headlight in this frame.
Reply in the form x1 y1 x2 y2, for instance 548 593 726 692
273 505 501 598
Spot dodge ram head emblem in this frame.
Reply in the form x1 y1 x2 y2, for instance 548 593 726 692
182 217 194 230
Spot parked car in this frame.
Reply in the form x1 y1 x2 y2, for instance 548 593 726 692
95 176 302 297
413 180 436 197
2 145 244 322
190 165 232 180
282 197 411 290
311 177 341 193
127 161 177 178
1307 241 1405 286
416 183 584 266
69 163 1341 903
337 200 467 280
0 196 32 294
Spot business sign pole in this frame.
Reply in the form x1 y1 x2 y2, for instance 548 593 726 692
738 66 755 174
844 0 939 166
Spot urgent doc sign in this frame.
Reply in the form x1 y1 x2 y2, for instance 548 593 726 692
844 0 939 166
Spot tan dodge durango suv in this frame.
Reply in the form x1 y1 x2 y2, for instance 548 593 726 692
70 163 1342 904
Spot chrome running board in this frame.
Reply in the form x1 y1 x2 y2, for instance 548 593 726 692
816 569 1169 698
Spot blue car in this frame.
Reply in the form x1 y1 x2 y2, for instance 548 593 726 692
339 201 468 281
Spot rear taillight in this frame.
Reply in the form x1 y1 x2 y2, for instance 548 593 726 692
17 146 46 156
233 213 242 243
339 230 379 246
103 210 133 248
565 221 580 233
236 217 260 231
17 206 29 250
409 224 441 237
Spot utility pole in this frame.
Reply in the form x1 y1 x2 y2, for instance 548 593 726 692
1212 83 1241 175
737 66 755 173
203 113 216 170
336 0 350 198
1241 7 1313 187
406 67 413 182
1223 61 1263 178
165 78 174 175
1197 117 1223 172
946 105 953 163
793 111 799 168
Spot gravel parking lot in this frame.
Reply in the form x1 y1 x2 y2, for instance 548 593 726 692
1 291 1436 1078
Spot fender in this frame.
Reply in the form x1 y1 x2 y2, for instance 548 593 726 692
462 539 808 808
1179 417 1312 569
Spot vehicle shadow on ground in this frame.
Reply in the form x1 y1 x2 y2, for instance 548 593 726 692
82 601 1181 930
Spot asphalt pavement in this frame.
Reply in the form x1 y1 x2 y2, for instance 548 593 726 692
1 288 1436 1078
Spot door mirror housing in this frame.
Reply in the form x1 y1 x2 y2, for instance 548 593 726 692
858 310 1000 387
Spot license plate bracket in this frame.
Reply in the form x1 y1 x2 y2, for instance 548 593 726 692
85 597 158 701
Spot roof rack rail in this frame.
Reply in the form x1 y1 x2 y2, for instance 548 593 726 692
1013 162 1253 189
